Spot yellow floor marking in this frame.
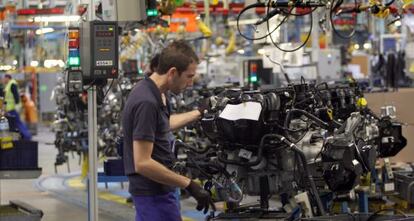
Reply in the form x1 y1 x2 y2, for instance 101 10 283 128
67 176 196 220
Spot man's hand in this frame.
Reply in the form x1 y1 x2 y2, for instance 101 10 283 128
197 98 211 117
185 180 213 214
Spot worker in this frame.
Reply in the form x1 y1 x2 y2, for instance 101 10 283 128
122 41 211 221
2 74 32 140
148 52 182 209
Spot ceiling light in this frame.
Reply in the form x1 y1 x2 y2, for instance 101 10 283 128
0 65 13 71
35 27 54 35
258 48 266 55
30 61 39 67
394 20 402 27
31 15 81 23
237 49 245 54
363 43 372 49
44 59 65 68
353 44 360 50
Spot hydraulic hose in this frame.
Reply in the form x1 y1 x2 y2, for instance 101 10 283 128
271 134 326 216
185 160 243 203
217 134 272 166
285 109 331 130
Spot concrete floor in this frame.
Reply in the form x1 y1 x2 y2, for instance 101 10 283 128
0 126 117 221
0 126 212 221
0 126 286 221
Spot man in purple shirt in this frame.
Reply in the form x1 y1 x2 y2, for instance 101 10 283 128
122 41 211 221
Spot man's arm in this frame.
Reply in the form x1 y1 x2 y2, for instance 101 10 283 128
133 140 191 188
11 84 19 104
169 110 201 131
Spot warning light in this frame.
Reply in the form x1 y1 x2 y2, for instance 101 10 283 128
250 75 258 83
68 27 81 67
69 39 79 48
68 57 80 66
146 9 158 16
69 30 79 39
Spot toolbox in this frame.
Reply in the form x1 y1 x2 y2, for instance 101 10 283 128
394 171 414 204
0 141 39 170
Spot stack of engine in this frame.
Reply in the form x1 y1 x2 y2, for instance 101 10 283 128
51 73 141 170
173 82 407 219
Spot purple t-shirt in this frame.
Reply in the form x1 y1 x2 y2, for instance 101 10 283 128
122 77 175 195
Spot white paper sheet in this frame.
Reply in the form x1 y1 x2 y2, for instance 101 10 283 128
219 102 262 121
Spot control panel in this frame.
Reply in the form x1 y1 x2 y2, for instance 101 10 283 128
80 21 118 84
66 70 83 94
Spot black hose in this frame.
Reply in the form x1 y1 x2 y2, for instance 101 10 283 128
175 140 211 154
384 0 396 7
217 134 275 166
273 134 326 216
285 109 331 130
236 2 279 41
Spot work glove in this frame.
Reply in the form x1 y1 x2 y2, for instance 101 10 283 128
197 98 211 118
185 180 213 214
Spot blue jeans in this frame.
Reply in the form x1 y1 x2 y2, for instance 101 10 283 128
132 192 182 221
7 110 32 140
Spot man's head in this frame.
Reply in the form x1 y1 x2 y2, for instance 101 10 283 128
150 53 160 73
3 74 12 84
146 53 160 77
157 40 199 94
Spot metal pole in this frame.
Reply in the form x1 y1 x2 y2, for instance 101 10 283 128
87 86 98 221
312 9 320 82
203 0 210 28
86 0 98 221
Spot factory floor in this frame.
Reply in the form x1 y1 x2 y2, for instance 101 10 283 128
0 126 205 221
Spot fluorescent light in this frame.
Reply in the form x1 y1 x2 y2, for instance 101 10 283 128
35 27 54 35
44 59 65 68
395 20 402 27
57 60 65 67
12 60 18 65
363 43 372 49
0 65 13 71
258 48 266 55
353 44 360 50
30 61 39 67
31 15 80 22
237 49 245 54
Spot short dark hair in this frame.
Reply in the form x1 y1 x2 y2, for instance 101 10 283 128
150 53 160 73
4 74 12 79
157 40 199 75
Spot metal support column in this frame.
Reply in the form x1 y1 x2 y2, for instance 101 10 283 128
85 0 98 221
312 9 320 82
87 86 98 221
203 0 210 28
357 190 369 213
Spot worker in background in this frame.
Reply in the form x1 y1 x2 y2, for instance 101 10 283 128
21 94 38 135
122 41 212 221
2 74 32 140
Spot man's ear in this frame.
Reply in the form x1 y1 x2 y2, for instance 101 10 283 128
167 67 177 78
